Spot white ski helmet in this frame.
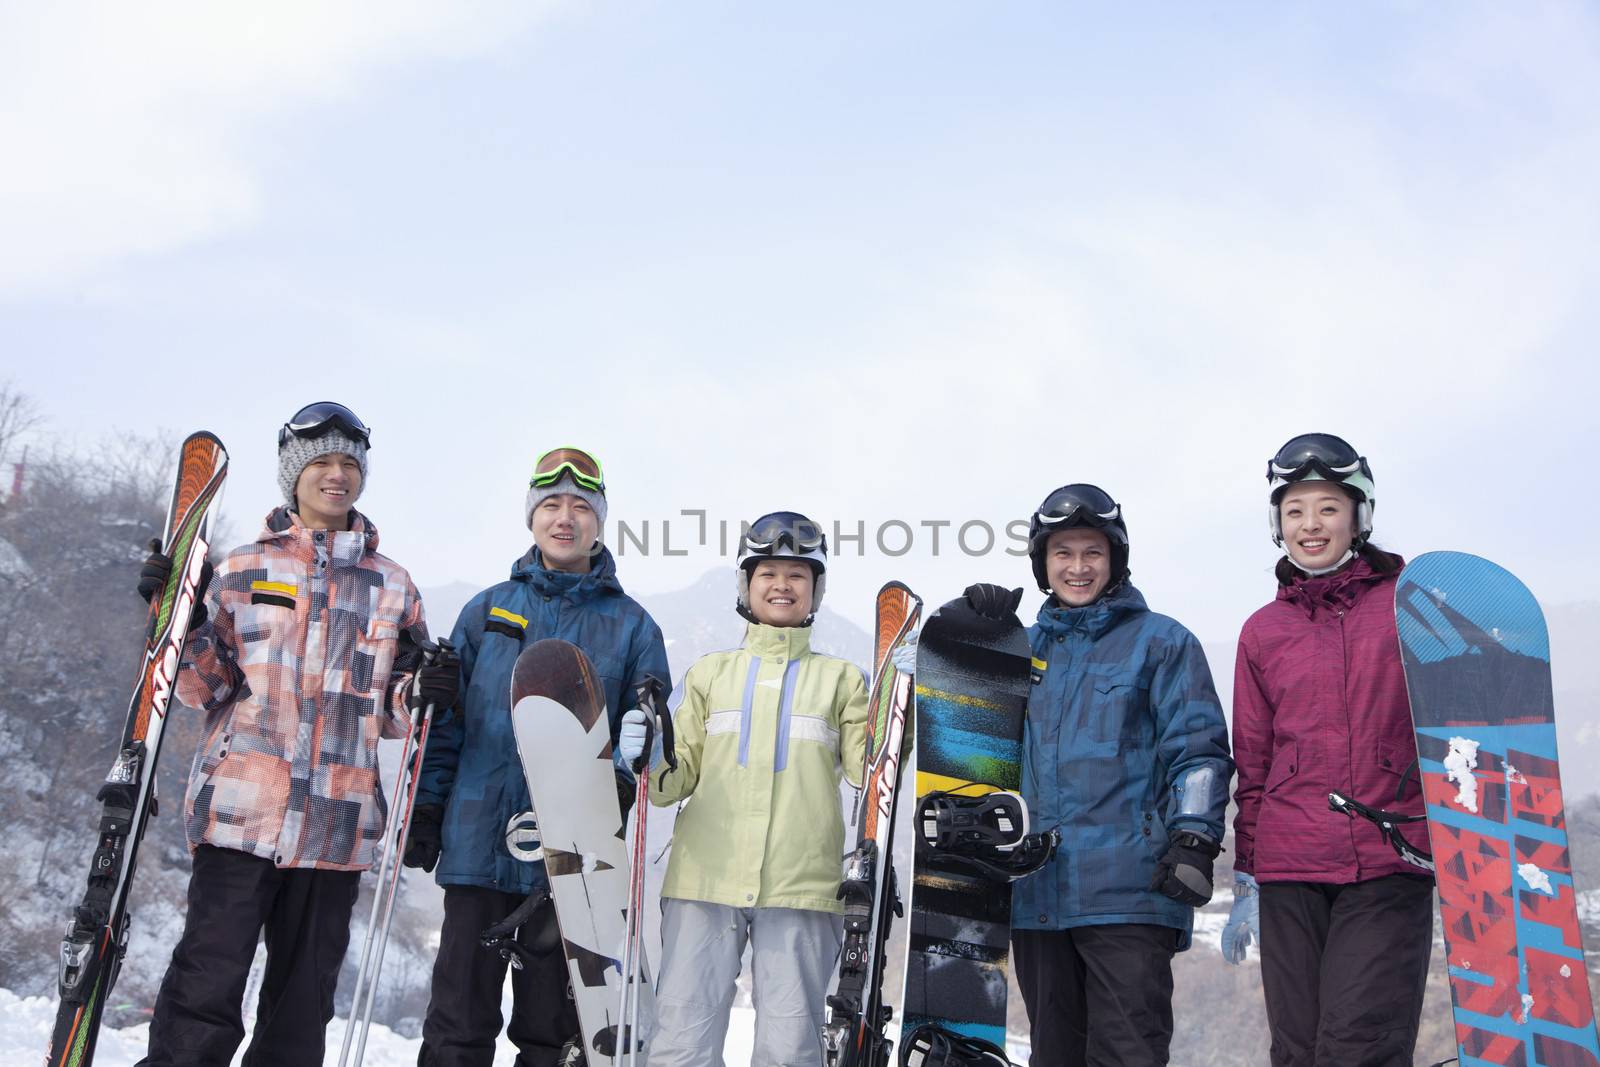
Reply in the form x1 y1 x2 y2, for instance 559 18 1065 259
1267 432 1375 547
735 511 827 624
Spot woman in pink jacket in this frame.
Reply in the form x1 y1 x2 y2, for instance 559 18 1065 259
1223 433 1434 1067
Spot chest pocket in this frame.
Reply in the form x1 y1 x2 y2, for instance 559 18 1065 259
234 600 298 674
484 605 530 643
352 619 401 697
1087 673 1150 746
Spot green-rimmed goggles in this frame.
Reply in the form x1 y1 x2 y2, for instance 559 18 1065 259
530 447 606 494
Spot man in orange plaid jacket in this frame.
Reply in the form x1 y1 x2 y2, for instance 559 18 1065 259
133 402 460 1067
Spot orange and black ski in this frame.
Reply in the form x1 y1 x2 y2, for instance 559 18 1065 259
48 431 228 1067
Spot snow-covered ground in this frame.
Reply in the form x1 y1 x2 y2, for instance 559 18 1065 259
1 988 765 1065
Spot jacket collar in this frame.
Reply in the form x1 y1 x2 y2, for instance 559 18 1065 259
1035 581 1148 640
509 543 624 602
1277 553 1403 618
743 621 813 662
261 506 376 566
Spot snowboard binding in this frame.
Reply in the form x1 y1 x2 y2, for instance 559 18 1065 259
478 887 561 970
914 790 1060 881
900 1025 1013 1067
1327 790 1434 872
504 810 543 862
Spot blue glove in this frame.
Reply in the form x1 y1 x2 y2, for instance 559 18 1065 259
891 629 919 675
619 708 650 764
1221 872 1260 964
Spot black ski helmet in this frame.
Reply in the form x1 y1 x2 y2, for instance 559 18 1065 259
735 510 828 623
1026 484 1129 594
1266 433 1375 547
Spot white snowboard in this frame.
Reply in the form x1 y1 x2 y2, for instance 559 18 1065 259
510 639 654 1065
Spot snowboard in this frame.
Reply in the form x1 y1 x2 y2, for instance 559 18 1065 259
824 581 922 1067
511 639 653 1065
49 431 229 1067
899 595 1032 1055
1395 551 1600 1066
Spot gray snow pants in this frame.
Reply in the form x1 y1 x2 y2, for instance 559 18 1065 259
646 898 844 1067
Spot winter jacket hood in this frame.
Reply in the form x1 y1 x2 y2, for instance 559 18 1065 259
650 622 871 914
1276 552 1402 618
176 507 426 870
1012 581 1233 948
1035 580 1148 640
417 543 671 895
1231 555 1425 884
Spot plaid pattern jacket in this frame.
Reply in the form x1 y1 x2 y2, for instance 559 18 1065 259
176 507 426 870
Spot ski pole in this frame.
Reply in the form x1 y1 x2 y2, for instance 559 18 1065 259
338 638 452 1067
617 677 673 1066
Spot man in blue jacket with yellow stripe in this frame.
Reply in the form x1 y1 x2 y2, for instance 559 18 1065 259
405 447 671 1067
985 484 1232 1067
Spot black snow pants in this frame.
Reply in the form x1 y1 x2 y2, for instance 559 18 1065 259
1013 923 1181 1067
1259 873 1435 1067
417 885 579 1067
136 843 360 1067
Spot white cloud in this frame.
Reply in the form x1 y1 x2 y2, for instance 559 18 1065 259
0 1 556 295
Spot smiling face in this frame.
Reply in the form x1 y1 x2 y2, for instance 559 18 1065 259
1045 527 1113 607
294 453 362 530
532 493 599 573
1278 482 1357 570
746 559 815 627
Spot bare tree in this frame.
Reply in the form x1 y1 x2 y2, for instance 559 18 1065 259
0 381 43 473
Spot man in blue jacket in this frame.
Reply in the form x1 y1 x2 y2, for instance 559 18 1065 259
971 484 1232 1067
405 447 671 1067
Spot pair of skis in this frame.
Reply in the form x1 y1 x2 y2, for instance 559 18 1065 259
47 432 229 1067
826 586 1055 1067
822 581 922 1067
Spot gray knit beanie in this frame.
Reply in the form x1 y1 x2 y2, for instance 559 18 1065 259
524 474 608 530
278 429 369 507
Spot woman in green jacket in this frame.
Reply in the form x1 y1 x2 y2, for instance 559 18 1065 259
623 511 870 1067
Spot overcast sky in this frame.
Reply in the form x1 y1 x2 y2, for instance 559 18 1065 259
3 2 1598 648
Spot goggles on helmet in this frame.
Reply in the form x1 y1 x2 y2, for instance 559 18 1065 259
1267 432 1376 548
1267 433 1372 499
1029 484 1127 543
530 446 606 494
278 401 371 449
740 511 827 557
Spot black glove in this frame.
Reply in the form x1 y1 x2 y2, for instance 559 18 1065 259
410 643 462 713
137 537 212 629
1150 831 1221 907
404 804 444 872
963 583 1022 621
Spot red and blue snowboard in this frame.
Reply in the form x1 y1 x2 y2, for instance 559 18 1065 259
1396 551 1599 1066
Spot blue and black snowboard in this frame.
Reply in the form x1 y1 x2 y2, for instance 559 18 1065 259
1394 552 1600 1066
899 595 1034 1063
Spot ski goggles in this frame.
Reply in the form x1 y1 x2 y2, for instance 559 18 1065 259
742 511 827 555
278 401 371 449
1266 433 1371 489
1031 484 1123 533
530 447 606 494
